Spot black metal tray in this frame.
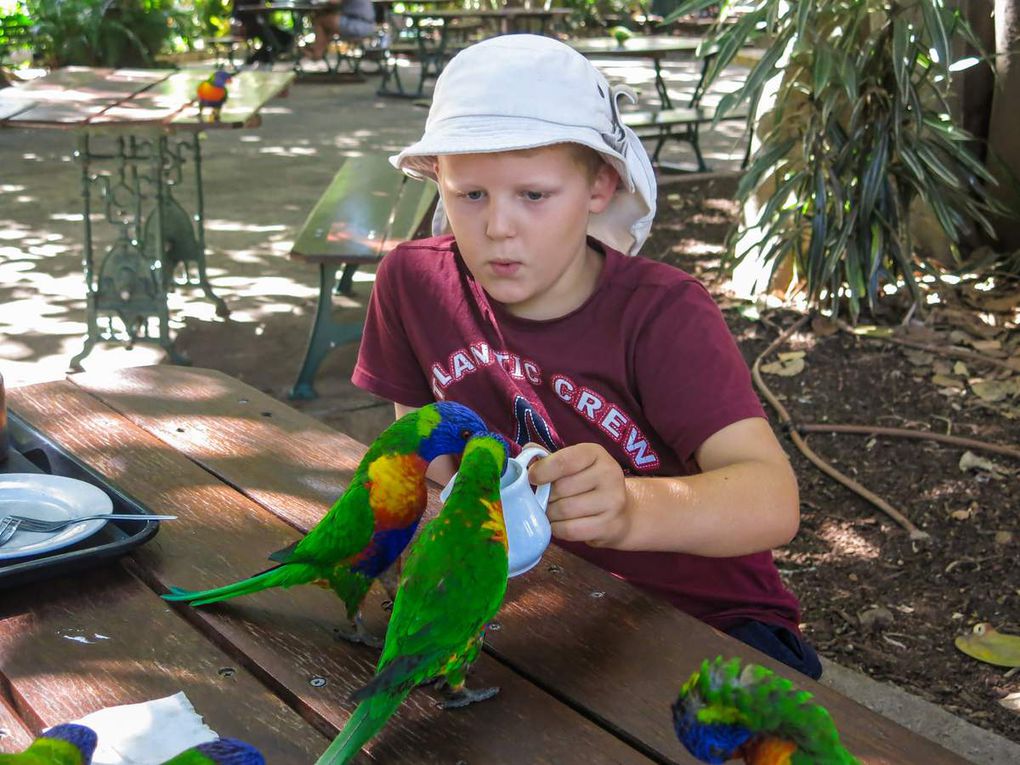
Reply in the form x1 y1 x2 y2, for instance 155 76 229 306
0 412 161 588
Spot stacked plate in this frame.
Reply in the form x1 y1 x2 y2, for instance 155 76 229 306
0 474 113 561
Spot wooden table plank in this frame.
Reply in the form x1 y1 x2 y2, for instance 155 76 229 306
5 68 170 127
61 366 973 765
0 695 34 754
9 379 656 765
0 564 326 761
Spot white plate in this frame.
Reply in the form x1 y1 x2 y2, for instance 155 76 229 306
0 474 113 561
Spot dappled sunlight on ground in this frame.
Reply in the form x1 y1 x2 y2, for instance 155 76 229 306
1 55 750 401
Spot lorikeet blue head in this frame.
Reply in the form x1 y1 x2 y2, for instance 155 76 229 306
38 723 98 764
211 69 232 88
417 402 489 463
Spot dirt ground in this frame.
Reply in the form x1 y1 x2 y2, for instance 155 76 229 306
647 176 1020 745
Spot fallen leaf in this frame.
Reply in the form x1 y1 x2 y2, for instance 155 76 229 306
851 324 894 337
953 361 969 376
959 450 1012 477
999 692 1020 713
932 373 965 389
995 530 1014 545
971 338 1005 353
970 378 1020 403
859 606 894 632
761 356 805 376
903 349 934 367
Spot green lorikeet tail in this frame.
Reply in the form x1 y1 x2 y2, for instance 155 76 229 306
164 563 319 607
315 433 509 765
0 723 97 765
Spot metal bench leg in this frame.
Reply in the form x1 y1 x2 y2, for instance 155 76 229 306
290 263 365 400
690 125 709 173
333 263 358 296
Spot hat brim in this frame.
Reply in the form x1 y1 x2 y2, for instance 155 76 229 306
390 115 634 193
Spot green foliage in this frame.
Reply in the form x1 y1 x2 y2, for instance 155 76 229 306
3 1 235 67
23 0 196 67
558 0 649 32
667 0 1001 321
0 10 31 62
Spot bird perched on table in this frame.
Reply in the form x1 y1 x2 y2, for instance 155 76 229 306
164 402 490 647
197 69 232 121
0 724 97 765
160 737 265 765
315 433 510 765
672 657 859 765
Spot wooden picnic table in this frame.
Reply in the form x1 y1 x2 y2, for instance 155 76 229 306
0 67 294 371
568 35 705 110
1 364 973 764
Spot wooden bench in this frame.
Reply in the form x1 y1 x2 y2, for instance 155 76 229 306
625 52 755 172
288 155 437 399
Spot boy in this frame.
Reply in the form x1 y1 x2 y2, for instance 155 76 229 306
352 35 821 678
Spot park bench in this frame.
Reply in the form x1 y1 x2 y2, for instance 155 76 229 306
624 51 756 172
288 155 437 399
375 17 483 98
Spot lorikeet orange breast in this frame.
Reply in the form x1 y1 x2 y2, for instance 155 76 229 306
315 433 510 765
164 402 490 646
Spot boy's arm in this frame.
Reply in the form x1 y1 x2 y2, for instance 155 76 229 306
393 403 458 485
529 417 800 557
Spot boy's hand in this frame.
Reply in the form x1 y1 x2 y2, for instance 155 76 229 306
527 443 630 548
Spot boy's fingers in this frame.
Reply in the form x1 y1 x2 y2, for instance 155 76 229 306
550 514 603 543
528 445 596 484
546 493 601 523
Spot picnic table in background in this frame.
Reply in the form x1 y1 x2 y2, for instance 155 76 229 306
377 5 572 98
0 67 294 371
1 364 975 764
569 35 753 171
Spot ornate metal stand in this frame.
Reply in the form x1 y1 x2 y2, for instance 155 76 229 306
69 130 230 372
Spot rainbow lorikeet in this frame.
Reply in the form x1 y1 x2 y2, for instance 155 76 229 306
0 724 96 765
315 433 510 765
197 70 232 121
164 402 489 646
672 657 859 765
161 737 264 765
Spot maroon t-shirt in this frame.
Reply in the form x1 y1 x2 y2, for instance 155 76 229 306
352 235 802 632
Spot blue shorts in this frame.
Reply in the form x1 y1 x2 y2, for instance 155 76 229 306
724 620 823 679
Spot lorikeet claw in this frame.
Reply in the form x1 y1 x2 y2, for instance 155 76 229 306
334 614 384 649
438 684 500 709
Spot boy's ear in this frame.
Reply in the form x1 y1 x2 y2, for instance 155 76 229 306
588 163 619 214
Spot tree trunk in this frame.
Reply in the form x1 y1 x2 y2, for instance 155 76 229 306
987 0 1020 249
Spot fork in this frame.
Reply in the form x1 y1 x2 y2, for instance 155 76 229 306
0 516 21 545
6 513 178 533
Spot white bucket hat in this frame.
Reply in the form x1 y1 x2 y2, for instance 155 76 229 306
391 34 657 256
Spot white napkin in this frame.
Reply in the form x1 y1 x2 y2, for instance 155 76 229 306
69 692 218 765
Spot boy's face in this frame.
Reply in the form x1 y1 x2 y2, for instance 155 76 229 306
435 145 617 321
